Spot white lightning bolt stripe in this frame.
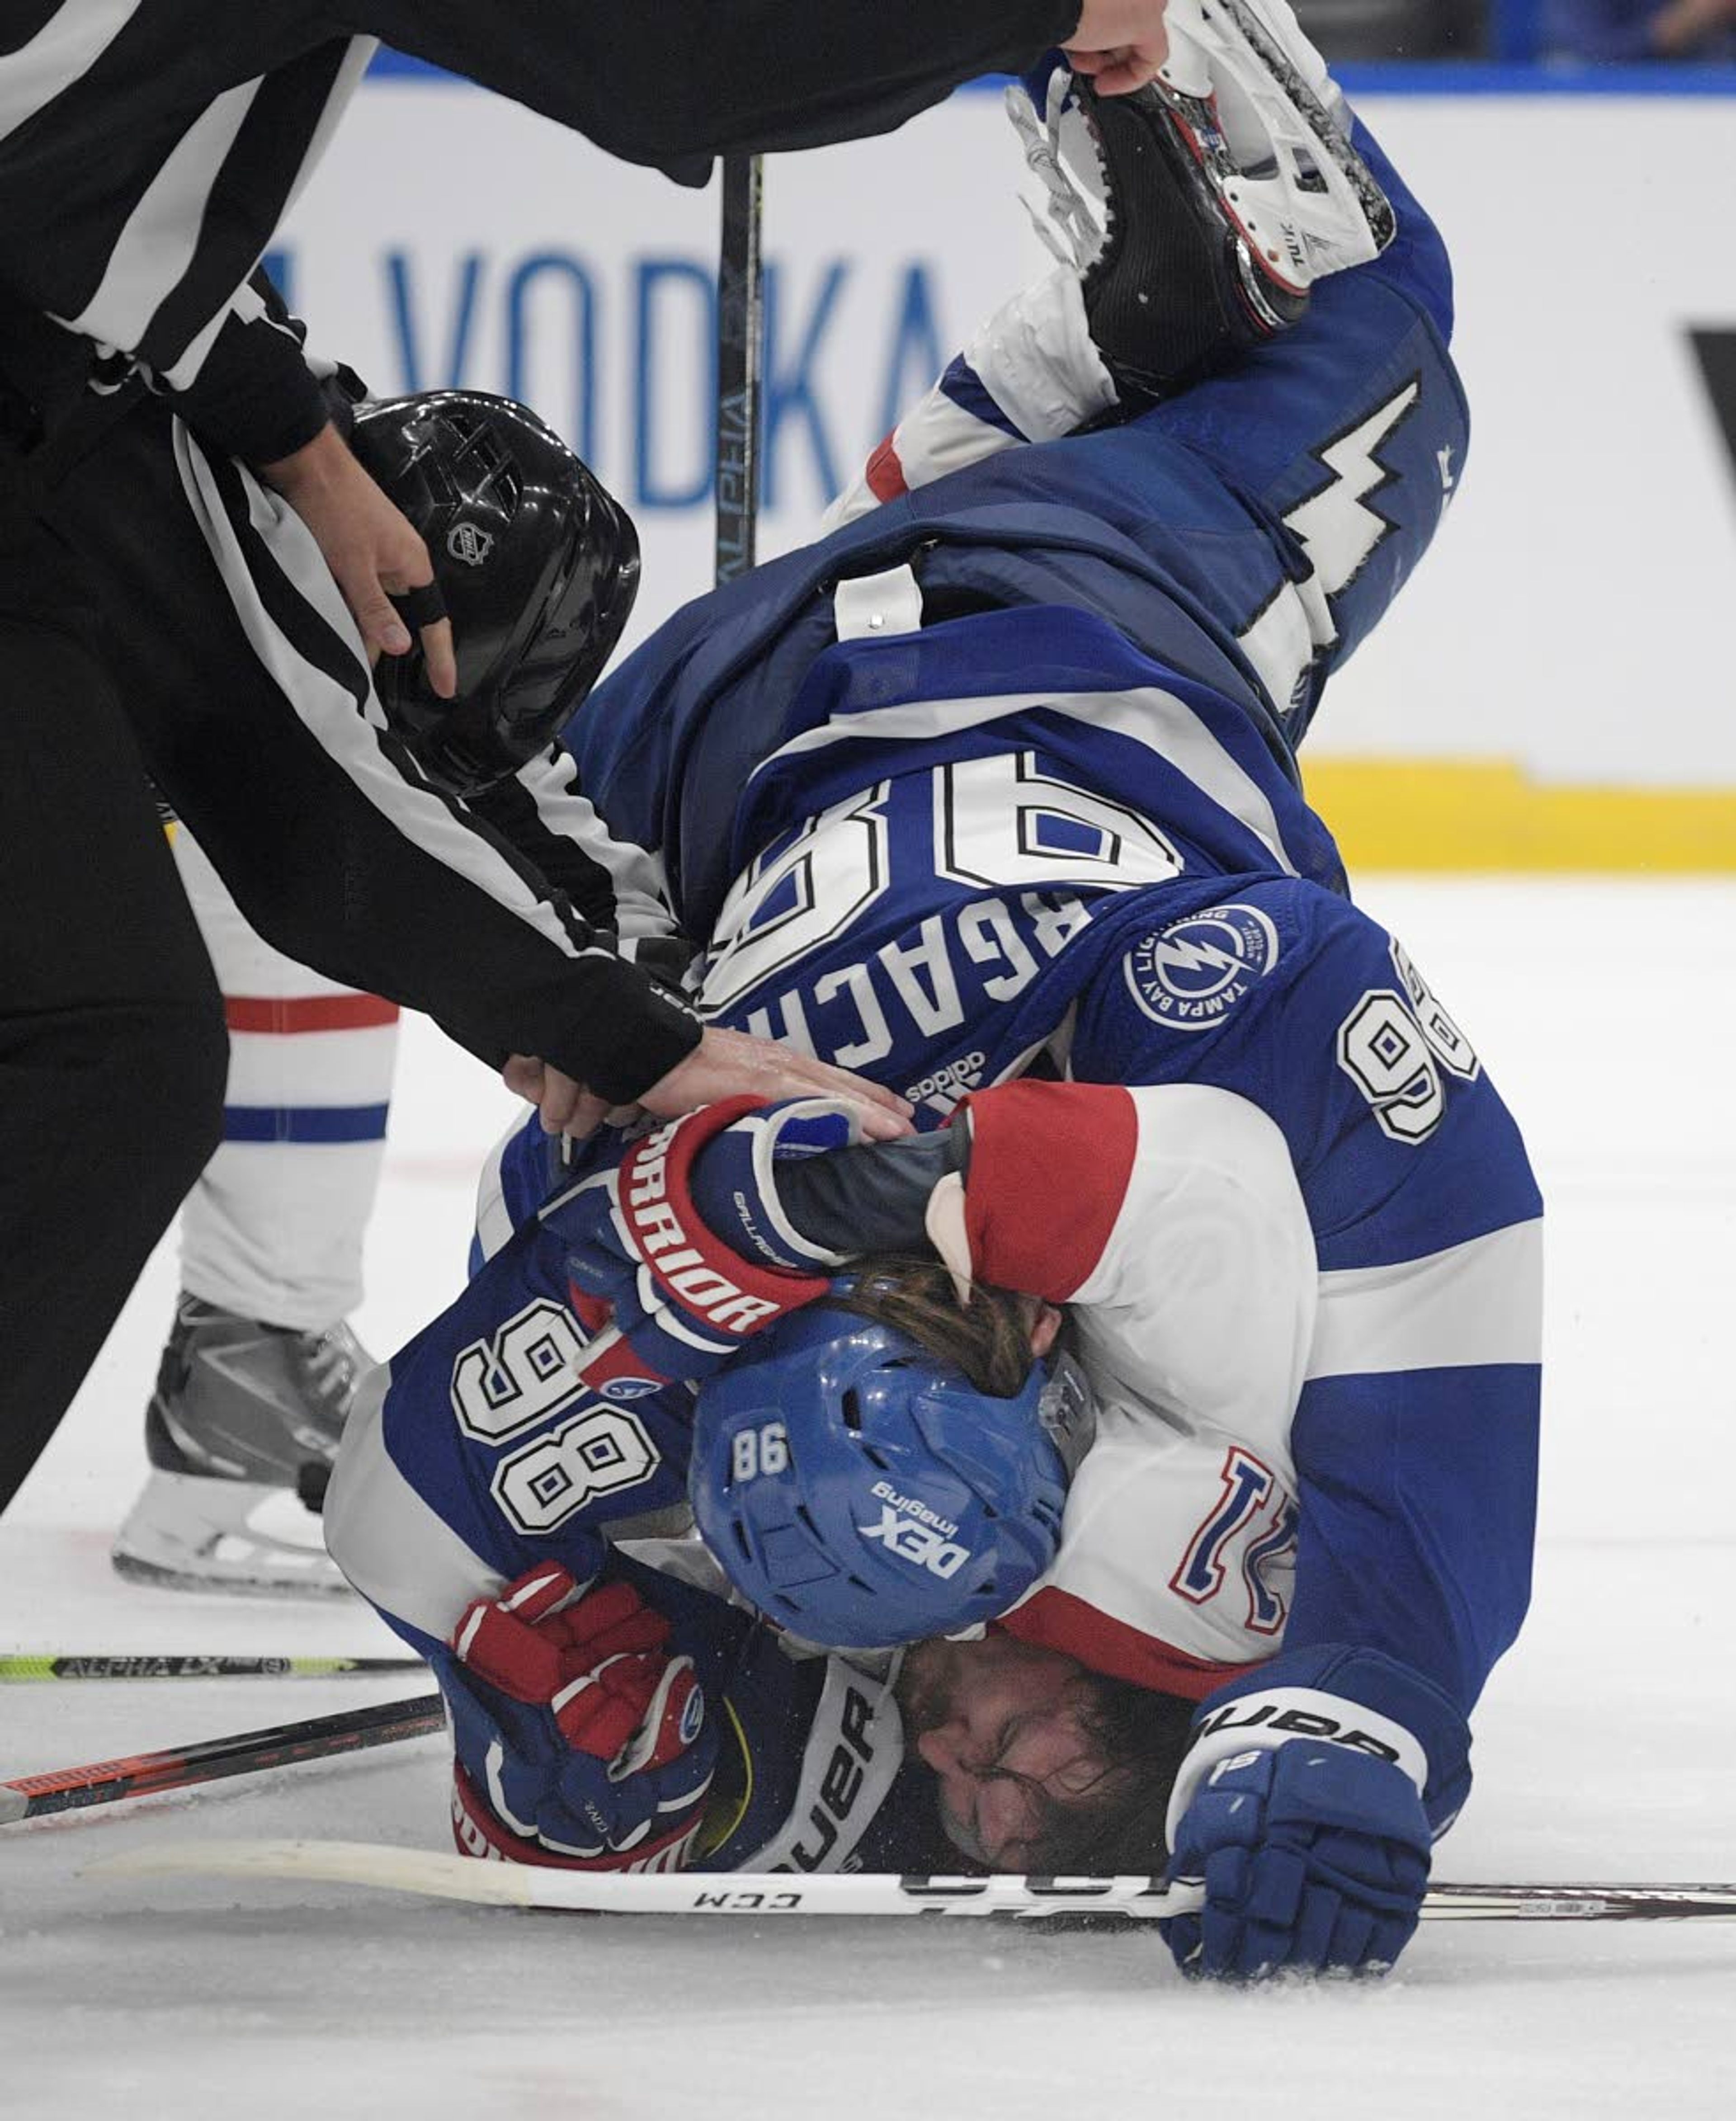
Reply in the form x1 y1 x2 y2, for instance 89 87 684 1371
1235 378 1422 718
1284 380 1423 607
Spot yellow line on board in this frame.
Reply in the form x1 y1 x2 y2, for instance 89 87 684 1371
1302 759 1736 873
168 764 1736 872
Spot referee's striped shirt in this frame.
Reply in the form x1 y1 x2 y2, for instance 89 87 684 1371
0 0 1074 462
0 0 1073 1097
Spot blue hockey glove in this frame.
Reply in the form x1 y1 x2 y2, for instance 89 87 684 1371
443 1563 717 1871
1159 1645 1473 1980
1161 1738 1432 1979
542 1096 859 1397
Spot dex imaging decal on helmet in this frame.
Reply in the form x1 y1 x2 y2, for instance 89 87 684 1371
859 1493 972 1581
867 1480 962 1542
1122 903 1280 1031
689 1301 1076 1647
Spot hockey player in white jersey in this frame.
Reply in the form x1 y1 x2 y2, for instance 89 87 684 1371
109 826 395 1597
328 0 1538 1982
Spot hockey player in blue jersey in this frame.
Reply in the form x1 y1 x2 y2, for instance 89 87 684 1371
328 0 1540 1982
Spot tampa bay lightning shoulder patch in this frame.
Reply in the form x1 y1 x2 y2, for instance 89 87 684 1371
1121 903 1280 1032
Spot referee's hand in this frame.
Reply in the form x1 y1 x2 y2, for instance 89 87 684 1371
260 420 458 698
1065 1 1170 92
504 1030 914 1145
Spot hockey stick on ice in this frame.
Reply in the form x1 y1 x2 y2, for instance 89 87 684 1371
0 1692 443 1823
0 1654 425 1683
85 1840 1736 1926
713 151 764 585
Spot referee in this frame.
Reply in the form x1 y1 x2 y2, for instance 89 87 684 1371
0 3 1170 1512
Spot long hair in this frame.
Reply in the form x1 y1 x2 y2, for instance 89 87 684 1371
833 1253 1037 1399
1035 1675 1198 1873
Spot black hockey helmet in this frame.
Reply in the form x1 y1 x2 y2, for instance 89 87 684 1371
350 390 639 791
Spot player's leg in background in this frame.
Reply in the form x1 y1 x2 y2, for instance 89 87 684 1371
560 2 1445 919
819 59 1129 531
112 827 399 1598
0 481 227 1516
834 1 1465 754
995 0 1466 746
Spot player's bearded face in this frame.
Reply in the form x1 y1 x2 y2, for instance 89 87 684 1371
898 1632 1125 1868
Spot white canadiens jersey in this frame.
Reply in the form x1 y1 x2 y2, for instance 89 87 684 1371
978 1081 1318 1694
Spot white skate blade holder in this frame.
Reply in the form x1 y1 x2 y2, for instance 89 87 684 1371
112 1469 353 1599
1158 0 1395 292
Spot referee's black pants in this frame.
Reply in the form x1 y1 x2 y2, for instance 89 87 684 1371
0 358 660 1513
0 471 227 1513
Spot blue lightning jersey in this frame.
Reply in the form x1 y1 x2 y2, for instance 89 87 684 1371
680 602 1347 1125
651 598 1542 1723
328 137 1529 1857
342 587 1537 1793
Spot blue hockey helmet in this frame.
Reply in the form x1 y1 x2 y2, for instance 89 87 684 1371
688 1300 1097 1650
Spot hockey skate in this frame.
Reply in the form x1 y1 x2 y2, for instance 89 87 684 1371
1008 0 1394 402
111 1295 372 1598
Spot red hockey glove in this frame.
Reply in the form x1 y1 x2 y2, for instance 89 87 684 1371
443 1563 716 1872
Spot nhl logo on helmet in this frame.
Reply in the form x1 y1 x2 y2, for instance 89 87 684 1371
1123 902 1280 1032
445 519 495 567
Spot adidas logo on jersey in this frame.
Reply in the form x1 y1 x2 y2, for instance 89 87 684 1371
905 1051 986 1112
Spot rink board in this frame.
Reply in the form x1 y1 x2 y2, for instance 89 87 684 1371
265 77 1736 865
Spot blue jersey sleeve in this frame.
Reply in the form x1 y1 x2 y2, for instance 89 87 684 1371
1066 877 1542 1718
326 1136 699 1662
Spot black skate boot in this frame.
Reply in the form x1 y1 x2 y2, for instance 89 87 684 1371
1009 0 1395 404
111 1295 373 1597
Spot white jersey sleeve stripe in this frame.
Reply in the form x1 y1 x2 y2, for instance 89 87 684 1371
61 78 262 353
472 1122 523 1268
323 1367 501 1644
515 745 680 944
1306 1217 1545 1381
0 1 139 149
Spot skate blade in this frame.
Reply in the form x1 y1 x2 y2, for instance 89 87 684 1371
112 1471 354 1600
110 1549 356 1600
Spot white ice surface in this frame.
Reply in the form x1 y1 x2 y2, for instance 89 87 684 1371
4 880 1735 2119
